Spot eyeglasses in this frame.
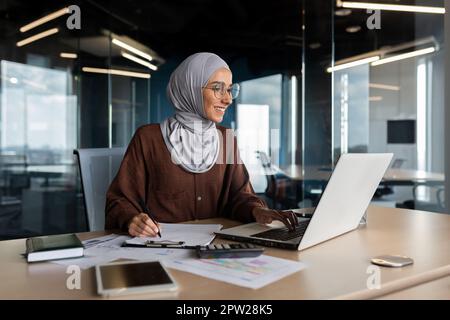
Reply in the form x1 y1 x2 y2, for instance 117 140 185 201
203 82 240 100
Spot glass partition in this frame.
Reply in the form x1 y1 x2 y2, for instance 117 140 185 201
0 2 155 238
0 36 83 238
330 0 445 212
236 74 282 194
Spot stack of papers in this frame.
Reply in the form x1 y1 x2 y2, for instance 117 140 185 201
52 234 130 269
51 223 307 289
52 223 222 269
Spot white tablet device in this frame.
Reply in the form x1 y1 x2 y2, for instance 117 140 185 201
95 260 178 297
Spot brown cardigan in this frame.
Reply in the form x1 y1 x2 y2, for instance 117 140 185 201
105 124 266 230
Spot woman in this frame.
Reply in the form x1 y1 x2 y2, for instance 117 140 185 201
105 52 298 237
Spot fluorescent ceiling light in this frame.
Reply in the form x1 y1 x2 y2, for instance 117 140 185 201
112 38 153 61
371 47 435 66
341 2 445 14
308 42 321 49
345 25 361 33
335 9 352 16
60 52 78 59
369 96 383 102
82 67 151 79
369 83 400 91
121 52 158 71
16 28 59 47
327 56 379 72
20 7 70 33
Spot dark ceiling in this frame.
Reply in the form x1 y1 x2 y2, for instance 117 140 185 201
0 0 445 74
90 0 303 54
89 0 304 73
0 0 303 74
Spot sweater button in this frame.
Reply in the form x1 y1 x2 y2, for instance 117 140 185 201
197 196 202 201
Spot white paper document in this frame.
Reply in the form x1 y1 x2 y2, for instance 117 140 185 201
52 234 130 269
52 223 221 270
125 223 223 247
52 233 197 269
82 234 122 248
51 254 117 269
164 255 307 289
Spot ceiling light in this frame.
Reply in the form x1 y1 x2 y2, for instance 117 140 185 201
16 28 59 47
60 52 78 59
82 67 151 79
20 7 69 33
369 83 400 91
112 38 153 61
369 96 383 102
121 52 158 71
308 42 321 49
9 77 18 84
371 47 435 66
340 2 445 14
345 25 361 33
335 9 352 16
327 56 380 72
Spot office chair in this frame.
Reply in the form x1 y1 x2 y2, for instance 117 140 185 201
255 151 297 210
74 148 126 231
401 185 445 213
391 158 406 169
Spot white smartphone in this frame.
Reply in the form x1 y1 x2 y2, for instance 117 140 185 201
95 260 178 297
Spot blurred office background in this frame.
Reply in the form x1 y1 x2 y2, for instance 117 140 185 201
0 0 447 239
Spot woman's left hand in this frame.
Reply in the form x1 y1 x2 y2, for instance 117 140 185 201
252 207 299 231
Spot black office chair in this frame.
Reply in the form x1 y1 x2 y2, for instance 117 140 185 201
401 185 445 213
255 151 297 210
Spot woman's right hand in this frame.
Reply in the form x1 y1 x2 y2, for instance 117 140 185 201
128 213 161 237
252 207 299 231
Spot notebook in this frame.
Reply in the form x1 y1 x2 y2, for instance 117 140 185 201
25 233 84 262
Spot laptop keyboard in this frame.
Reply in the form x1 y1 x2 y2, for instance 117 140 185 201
250 220 310 241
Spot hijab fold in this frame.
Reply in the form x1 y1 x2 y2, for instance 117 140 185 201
160 53 229 173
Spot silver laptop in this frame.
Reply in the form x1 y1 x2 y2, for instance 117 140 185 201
215 153 393 250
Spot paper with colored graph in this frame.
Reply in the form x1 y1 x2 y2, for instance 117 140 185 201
164 255 306 289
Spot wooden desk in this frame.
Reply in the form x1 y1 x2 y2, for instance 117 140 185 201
382 169 445 186
3 164 76 187
5 164 75 175
279 165 445 186
378 277 450 300
278 165 331 181
0 206 449 299
377 276 450 300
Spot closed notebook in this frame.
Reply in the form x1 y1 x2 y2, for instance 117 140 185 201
25 234 84 262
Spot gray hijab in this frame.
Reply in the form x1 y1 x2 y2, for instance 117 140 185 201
160 52 229 173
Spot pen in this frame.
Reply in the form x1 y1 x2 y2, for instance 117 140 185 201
138 199 161 238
